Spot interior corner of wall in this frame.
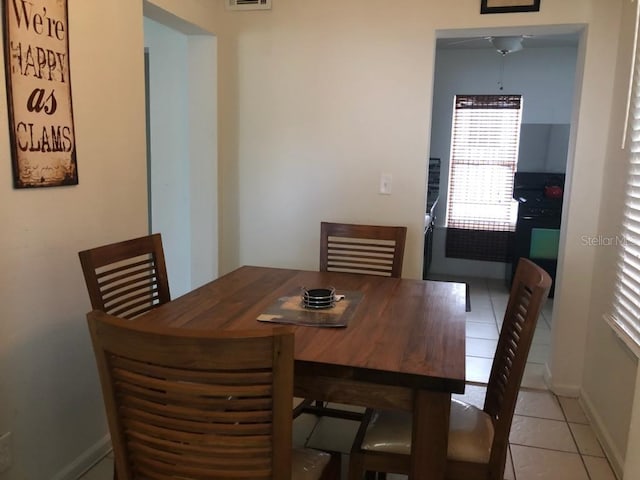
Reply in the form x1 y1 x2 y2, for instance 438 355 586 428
545 363 582 397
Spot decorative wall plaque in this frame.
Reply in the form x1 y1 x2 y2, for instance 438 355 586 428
2 0 77 188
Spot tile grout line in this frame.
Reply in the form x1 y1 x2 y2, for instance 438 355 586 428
508 444 517 480
487 280 504 335
556 390 595 480
508 441 580 455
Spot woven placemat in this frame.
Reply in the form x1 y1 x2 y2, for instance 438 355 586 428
257 290 363 327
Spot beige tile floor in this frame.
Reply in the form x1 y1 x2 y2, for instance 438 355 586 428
79 277 618 480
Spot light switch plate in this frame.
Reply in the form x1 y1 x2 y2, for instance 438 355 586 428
380 173 392 195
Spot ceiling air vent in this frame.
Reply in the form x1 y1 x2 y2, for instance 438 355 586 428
226 0 271 10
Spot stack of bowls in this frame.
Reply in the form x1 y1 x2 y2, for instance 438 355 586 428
301 287 336 309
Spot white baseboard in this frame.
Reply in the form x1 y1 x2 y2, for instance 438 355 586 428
580 391 624 480
544 364 623 479
52 434 111 480
543 362 581 397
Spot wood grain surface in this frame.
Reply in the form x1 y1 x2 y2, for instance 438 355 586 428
136 266 466 395
135 266 466 479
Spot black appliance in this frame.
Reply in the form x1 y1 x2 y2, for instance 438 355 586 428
509 172 565 297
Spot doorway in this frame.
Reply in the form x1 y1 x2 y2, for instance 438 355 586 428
425 30 580 281
424 28 582 389
143 11 218 297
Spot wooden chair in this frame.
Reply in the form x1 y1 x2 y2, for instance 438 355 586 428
78 233 170 319
87 310 341 480
304 222 408 420
78 235 312 424
320 222 407 278
348 258 551 480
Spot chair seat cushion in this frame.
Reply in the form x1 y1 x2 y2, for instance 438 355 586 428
292 448 332 480
360 398 494 464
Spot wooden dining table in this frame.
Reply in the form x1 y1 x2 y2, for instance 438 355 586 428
135 265 466 479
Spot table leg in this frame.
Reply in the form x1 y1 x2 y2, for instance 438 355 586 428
410 390 451 479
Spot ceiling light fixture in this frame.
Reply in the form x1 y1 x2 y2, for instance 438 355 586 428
490 36 524 55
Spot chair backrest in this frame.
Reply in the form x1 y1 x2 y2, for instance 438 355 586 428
320 222 407 278
78 233 171 319
483 258 551 477
87 310 295 480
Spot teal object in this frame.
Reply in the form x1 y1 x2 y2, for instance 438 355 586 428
529 228 560 259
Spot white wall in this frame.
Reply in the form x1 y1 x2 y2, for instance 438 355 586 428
549 0 621 394
0 1 218 478
187 34 219 290
144 11 218 297
518 123 570 173
624 367 640 479
226 2 438 277
145 18 192 297
0 1 149 478
429 45 578 278
580 0 639 473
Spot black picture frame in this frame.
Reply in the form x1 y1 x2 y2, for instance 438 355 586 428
481 0 541 14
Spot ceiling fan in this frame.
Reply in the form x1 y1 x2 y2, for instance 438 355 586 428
440 35 533 91
491 36 527 55
443 35 533 55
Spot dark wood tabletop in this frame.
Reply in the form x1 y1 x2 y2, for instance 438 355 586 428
136 265 467 479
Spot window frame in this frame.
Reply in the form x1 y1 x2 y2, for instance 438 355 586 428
446 94 522 233
606 13 640 358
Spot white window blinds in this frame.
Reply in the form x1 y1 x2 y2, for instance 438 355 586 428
446 94 522 232
608 10 640 357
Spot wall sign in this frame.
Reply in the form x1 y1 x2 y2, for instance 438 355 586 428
2 0 77 188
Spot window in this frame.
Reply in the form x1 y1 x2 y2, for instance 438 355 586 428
446 94 522 232
444 94 522 263
607 32 640 357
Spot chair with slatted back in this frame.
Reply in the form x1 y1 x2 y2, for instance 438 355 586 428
87 310 341 480
320 222 407 278
78 233 171 319
305 222 408 420
348 258 551 480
